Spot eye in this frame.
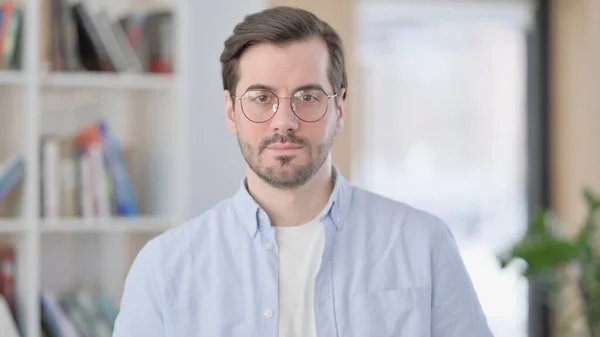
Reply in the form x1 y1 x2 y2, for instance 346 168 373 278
295 90 320 102
245 91 273 104
255 95 269 103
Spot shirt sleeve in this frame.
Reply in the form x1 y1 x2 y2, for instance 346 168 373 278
113 239 164 337
431 219 494 337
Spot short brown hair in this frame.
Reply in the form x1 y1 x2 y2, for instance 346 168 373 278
220 6 348 99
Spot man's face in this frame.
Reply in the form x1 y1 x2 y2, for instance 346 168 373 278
224 37 345 189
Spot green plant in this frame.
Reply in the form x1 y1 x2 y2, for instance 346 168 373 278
499 189 600 336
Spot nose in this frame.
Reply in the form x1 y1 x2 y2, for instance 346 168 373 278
270 98 299 133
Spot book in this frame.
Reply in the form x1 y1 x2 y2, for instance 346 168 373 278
0 155 24 204
45 0 171 74
41 288 119 337
41 121 139 219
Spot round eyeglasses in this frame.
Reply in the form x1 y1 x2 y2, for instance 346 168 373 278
231 89 338 123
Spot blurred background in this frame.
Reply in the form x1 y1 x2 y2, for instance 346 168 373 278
0 0 597 336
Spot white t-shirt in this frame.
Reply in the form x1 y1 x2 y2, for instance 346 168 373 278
275 218 325 337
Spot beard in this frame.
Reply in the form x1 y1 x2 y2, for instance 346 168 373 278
238 132 334 189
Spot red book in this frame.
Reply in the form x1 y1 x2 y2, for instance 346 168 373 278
0 245 15 317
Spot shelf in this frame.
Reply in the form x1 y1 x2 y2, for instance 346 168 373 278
5 0 187 334
41 72 175 90
0 71 25 86
0 219 27 233
40 217 174 233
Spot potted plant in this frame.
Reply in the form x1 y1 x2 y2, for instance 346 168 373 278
499 189 600 336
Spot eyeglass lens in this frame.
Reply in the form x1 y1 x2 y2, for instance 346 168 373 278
240 90 331 123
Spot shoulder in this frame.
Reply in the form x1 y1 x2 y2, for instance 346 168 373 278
140 197 239 262
344 185 459 286
349 184 449 239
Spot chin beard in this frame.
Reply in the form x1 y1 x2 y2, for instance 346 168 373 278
238 135 333 189
257 156 319 189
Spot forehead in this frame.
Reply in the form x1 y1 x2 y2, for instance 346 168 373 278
236 37 331 94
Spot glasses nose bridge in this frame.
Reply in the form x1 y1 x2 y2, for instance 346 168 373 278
273 94 296 114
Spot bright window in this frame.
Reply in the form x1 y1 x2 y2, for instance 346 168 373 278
353 2 533 336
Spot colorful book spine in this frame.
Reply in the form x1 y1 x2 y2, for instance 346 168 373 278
0 155 24 203
97 121 138 216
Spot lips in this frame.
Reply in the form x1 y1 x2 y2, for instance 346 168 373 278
267 143 303 150
259 134 309 155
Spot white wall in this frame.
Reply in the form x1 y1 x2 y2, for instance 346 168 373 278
187 0 266 216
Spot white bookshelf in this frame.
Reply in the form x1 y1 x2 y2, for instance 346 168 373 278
41 72 175 90
0 0 191 335
39 216 173 233
0 220 26 233
0 71 26 85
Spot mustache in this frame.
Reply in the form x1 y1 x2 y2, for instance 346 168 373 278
259 134 310 153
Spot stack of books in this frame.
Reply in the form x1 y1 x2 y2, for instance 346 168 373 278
41 289 119 337
44 0 173 74
0 0 23 71
41 121 138 219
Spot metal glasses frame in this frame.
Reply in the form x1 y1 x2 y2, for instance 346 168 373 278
231 89 338 123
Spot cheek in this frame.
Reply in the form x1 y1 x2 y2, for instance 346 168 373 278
237 122 268 144
304 121 334 143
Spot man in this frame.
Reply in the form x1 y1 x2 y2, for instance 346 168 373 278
113 6 493 337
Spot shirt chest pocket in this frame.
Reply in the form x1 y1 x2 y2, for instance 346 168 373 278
351 287 429 337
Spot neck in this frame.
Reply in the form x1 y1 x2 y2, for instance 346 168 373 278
246 158 335 227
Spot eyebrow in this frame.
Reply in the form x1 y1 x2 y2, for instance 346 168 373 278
244 83 328 93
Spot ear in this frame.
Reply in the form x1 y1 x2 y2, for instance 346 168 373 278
334 88 346 132
224 90 238 135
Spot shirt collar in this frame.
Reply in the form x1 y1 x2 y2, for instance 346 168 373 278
231 165 353 237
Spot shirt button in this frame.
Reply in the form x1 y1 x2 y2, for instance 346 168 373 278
266 243 274 250
336 216 341 223
259 214 265 220
264 309 274 318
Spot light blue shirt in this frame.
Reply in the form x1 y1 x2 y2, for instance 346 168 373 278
113 168 493 337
